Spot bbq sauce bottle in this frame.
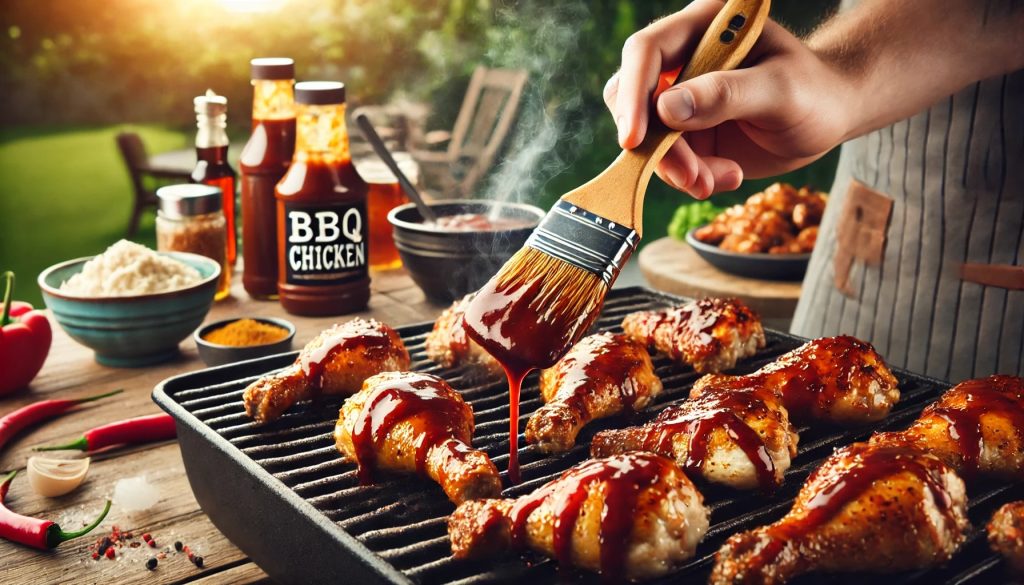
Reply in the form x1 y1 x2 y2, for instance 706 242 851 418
240 58 296 299
192 90 238 266
276 82 370 316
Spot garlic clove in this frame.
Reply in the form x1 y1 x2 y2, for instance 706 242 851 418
26 456 90 497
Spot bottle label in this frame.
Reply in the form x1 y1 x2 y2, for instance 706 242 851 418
283 201 367 286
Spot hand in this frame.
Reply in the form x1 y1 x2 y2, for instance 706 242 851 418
605 0 853 199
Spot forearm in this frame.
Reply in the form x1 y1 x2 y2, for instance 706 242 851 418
809 0 1024 141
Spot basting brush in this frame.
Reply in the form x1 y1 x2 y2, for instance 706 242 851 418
464 0 772 375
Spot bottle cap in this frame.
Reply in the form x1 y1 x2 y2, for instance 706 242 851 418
156 184 223 219
251 57 295 80
295 81 346 105
194 89 228 116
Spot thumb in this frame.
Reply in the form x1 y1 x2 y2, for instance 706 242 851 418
655 69 773 132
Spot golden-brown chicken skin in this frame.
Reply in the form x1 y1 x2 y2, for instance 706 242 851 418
711 441 969 584
526 332 662 454
693 335 899 425
334 371 501 505
425 293 501 378
622 298 765 374
448 452 709 582
243 318 411 423
591 385 797 492
989 501 1024 573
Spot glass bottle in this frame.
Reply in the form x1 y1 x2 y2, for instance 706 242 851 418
276 81 370 316
240 58 296 299
155 184 231 300
191 90 238 266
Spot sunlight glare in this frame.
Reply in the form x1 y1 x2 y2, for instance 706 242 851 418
217 0 284 13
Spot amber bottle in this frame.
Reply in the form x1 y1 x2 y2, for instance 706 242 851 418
191 90 238 266
240 58 296 299
276 82 370 316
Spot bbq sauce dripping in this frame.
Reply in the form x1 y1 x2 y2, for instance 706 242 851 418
299 320 395 391
350 373 467 485
507 453 668 581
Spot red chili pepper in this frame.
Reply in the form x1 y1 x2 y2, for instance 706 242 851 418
35 413 176 452
0 271 52 395
0 470 111 549
0 389 123 455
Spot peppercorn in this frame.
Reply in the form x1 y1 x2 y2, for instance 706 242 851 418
104 546 115 559
193 555 204 568
148 539 157 548
91 552 99 560
142 533 151 542
146 557 158 571
174 541 183 552
97 536 112 555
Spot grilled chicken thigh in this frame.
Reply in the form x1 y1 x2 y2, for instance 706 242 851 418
244 318 410 423
711 441 969 584
525 332 663 453
989 501 1024 573
334 372 501 504
591 385 797 491
693 335 899 425
448 452 709 581
425 293 501 377
622 298 765 374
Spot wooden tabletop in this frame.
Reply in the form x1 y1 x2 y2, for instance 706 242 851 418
0 269 444 585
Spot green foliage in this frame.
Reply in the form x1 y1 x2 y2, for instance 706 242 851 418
667 200 725 241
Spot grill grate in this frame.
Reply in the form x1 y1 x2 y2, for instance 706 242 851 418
153 287 1023 584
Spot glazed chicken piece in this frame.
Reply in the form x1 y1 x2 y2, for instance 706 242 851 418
525 332 663 454
988 501 1024 573
243 318 410 423
448 452 709 581
591 385 797 491
692 335 900 425
622 298 765 374
425 293 501 378
711 441 969 584
334 371 501 505
693 183 827 253
873 375 1024 481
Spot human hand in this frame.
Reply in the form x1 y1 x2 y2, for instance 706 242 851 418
605 0 853 199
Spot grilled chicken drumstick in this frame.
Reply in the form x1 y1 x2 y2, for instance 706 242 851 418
622 298 765 374
448 452 709 581
591 385 797 491
988 501 1024 573
334 371 501 505
525 332 663 453
425 293 501 377
693 335 899 425
244 318 411 423
711 441 969 584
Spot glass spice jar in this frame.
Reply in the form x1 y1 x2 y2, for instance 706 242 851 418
156 184 231 300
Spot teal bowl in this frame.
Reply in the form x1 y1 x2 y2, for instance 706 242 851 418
38 252 221 367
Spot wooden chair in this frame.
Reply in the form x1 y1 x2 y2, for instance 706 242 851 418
411 67 528 198
115 132 193 237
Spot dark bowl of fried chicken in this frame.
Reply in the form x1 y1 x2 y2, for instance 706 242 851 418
688 182 827 281
389 199 544 303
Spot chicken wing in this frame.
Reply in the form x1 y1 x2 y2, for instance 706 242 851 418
243 318 411 423
692 335 899 425
525 332 663 454
425 293 501 377
711 441 969 584
989 501 1024 573
590 385 797 492
448 452 709 581
334 371 501 504
622 298 765 374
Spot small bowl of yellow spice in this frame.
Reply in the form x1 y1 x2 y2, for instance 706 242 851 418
194 317 296 367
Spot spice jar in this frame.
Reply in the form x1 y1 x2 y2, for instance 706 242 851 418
156 184 231 300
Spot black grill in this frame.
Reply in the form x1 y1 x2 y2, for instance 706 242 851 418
152 287 1023 585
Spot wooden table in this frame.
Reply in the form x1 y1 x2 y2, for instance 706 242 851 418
0 270 444 585
639 237 803 330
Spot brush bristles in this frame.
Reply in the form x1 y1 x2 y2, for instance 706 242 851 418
496 247 607 318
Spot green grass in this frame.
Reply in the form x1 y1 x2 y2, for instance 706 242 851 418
0 125 189 307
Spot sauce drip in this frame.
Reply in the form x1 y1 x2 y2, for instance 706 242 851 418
350 373 466 484
508 453 668 581
300 319 394 391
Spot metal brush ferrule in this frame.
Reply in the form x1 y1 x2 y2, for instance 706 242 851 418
525 200 640 286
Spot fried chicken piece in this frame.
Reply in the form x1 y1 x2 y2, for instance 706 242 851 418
243 318 410 423
425 293 501 377
334 372 501 504
692 335 899 425
526 332 663 454
448 452 709 581
989 501 1024 573
795 225 818 252
622 298 765 374
711 442 969 584
791 188 827 229
872 375 1024 481
591 385 797 491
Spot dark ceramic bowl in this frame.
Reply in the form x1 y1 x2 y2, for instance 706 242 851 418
194 317 296 367
388 200 545 303
685 226 811 281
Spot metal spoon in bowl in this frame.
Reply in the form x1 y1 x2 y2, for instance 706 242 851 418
354 113 438 224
